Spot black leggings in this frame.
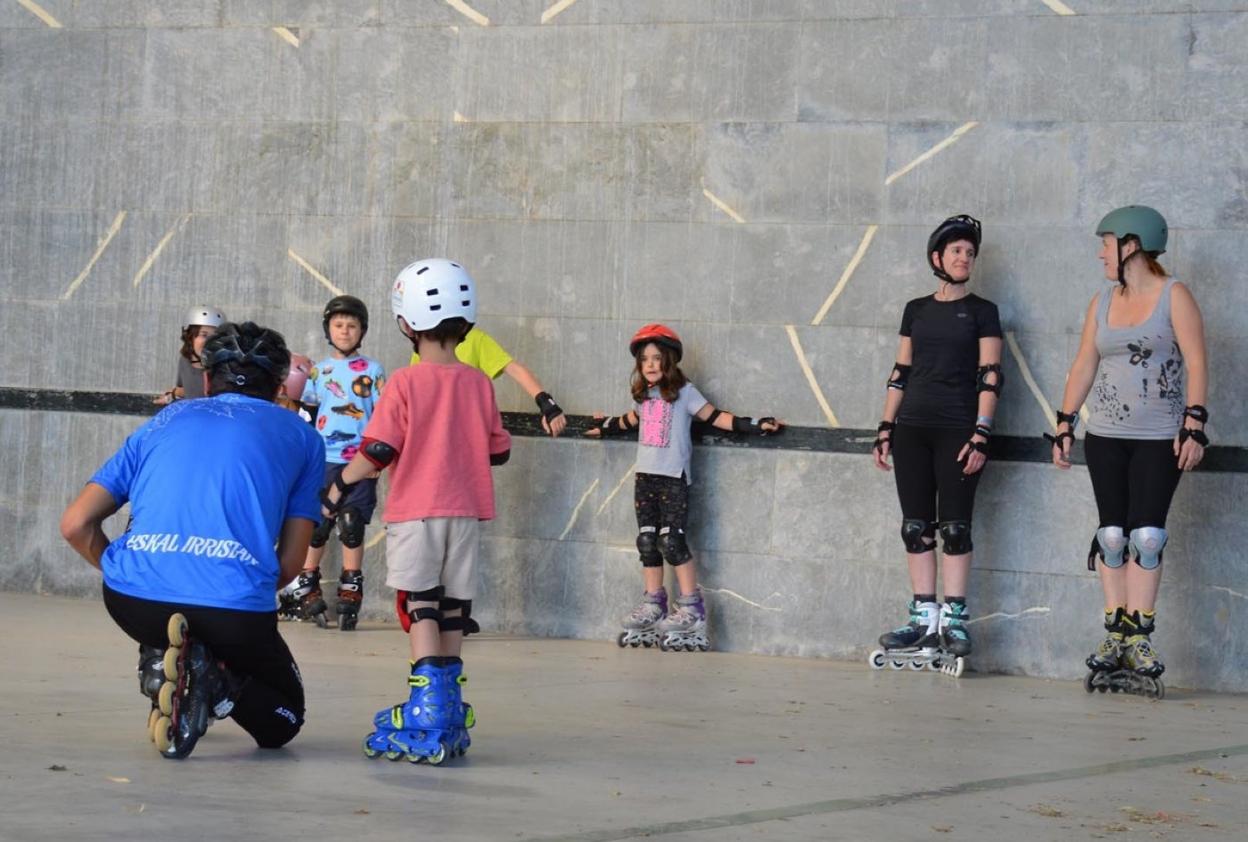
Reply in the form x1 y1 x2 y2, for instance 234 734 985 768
891 423 981 541
1083 433 1183 530
104 585 305 749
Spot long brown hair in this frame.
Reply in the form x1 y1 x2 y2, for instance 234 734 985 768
179 326 202 364
630 343 687 403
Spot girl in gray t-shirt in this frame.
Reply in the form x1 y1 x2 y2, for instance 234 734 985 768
1049 205 1209 697
154 305 226 405
586 323 782 652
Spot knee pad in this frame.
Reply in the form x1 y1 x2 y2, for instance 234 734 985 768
395 586 445 633
1130 527 1167 570
438 596 481 635
939 520 973 555
337 508 366 549
637 527 663 567
900 519 935 554
1095 526 1127 568
309 517 335 549
658 527 692 566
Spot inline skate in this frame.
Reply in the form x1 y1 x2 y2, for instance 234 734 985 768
337 569 364 631
290 568 329 628
149 613 238 759
657 587 709 652
363 657 471 765
868 600 963 677
1084 609 1164 699
617 587 667 648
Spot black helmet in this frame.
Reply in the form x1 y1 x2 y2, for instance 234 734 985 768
322 295 369 351
926 214 982 284
202 322 291 393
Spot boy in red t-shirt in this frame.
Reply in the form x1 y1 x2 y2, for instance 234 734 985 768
322 258 510 765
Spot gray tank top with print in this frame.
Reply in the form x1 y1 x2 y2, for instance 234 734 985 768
1086 278 1184 440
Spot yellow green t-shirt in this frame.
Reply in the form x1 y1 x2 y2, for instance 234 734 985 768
409 327 513 380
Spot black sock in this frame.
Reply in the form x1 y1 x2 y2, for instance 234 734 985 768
914 594 937 605
945 596 966 607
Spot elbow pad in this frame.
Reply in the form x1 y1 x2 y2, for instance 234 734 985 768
887 364 911 391
490 449 511 466
976 364 1003 395
362 438 398 468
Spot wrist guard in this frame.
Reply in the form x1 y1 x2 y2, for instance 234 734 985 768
1055 409 1079 431
1183 404 1209 424
593 415 635 438
535 391 564 423
732 416 778 436
1179 427 1209 447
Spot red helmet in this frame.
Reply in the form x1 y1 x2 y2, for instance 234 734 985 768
629 323 682 362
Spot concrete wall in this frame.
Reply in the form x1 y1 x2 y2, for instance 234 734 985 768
2 1 1246 689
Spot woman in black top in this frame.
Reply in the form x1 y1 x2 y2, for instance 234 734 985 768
870 215 1003 671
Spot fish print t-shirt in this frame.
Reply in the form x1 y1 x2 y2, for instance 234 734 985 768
302 353 386 463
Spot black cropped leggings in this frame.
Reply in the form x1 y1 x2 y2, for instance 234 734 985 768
891 423 981 537
1083 433 1182 530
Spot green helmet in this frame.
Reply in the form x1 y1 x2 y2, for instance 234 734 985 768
1095 205 1167 255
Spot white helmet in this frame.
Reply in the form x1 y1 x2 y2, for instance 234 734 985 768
185 305 226 329
391 259 477 333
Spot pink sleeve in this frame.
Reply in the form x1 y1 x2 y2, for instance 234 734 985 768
363 373 409 451
484 381 511 455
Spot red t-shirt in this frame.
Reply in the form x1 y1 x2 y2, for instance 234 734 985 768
364 363 510 521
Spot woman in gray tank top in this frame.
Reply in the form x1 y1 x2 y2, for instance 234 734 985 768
1048 206 1209 698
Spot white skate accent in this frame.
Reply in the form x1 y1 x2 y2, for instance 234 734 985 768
966 606 1051 625
558 478 600 540
701 587 783 613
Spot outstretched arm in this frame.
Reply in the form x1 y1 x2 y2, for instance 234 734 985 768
504 361 567 437
694 402 784 434
584 409 639 438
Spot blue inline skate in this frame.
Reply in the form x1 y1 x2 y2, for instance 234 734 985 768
363 656 471 765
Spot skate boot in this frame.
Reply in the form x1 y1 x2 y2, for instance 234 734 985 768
1119 610 1165 698
336 569 364 631
940 601 972 656
276 578 301 620
138 645 166 740
363 657 468 765
657 587 708 652
1085 607 1125 674
617 587 667 649
869 600 951 673
150 613 240 759
292 568 329 628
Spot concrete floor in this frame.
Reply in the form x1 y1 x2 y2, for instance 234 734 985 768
3 594 1246 841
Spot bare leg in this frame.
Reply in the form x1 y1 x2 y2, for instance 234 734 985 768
1098 562 1128 611
673 559 698 596
1126 565 1163 614
906 548 937 595
940 553 971 599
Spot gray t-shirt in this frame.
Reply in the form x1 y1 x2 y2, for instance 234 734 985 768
634 382 708 484
176 356 208 399
1087 278 1184 440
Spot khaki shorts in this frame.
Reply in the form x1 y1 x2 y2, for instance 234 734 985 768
384 517 480 599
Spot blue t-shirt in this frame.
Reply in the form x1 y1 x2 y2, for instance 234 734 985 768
301 353 386 463
91 394 326 612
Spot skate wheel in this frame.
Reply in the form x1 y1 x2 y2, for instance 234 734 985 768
1083 672 1096 694
314 612 329 630
949 657 965 679
907 658 925 671
363 741 381 758
384 749 403 761
153 715 175 753
888 659 905 670
868 649 886 670
616 633 628 648
166 614 188 648
1149 678 1165 700
697 643 710 652
162 647 181 682
158 680 176 716
658 640 670 652
147 707 161 742
426 743 449 766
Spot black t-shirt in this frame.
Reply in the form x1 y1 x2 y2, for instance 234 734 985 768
897 293 1002 428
